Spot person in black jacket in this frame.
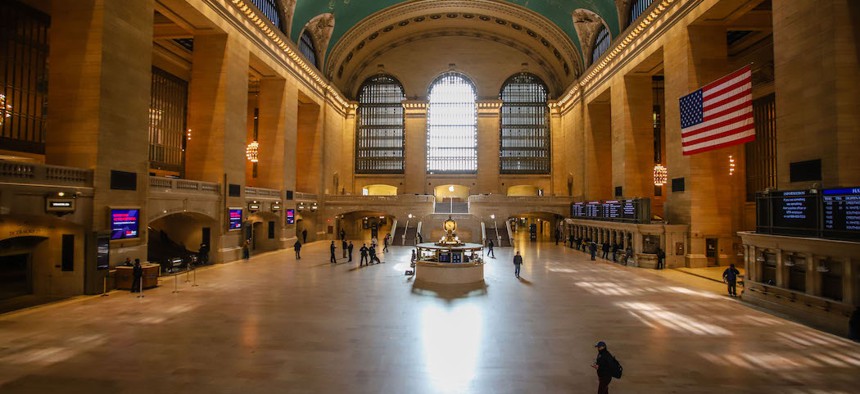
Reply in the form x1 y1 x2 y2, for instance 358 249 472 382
347 241 354 262
131 260 143 293
294 240 302 259
359 244 369 266
722 264 741 297
330 241 337 264
591 341 615 394
513 251 523 278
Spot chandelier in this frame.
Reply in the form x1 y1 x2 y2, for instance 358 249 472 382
728 155 736 176
653 164 667 186
245 141 259 163
0 94 11 125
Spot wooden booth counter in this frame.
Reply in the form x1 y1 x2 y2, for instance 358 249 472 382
114 263 160 290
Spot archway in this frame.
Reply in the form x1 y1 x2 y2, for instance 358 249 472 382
247 211 281 254
338 210 397 245
362 184 398 196
148 212 218 269
506 185 542 196
508 212 565 243
433 184 470 213
0 236 46 300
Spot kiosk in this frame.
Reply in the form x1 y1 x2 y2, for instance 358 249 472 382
414 216 485 284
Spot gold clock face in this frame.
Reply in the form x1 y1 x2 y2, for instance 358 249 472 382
443 219 457 232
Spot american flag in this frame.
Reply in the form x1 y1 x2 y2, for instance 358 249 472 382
679 66 755 155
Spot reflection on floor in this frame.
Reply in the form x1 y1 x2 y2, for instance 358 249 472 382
0 238 858 393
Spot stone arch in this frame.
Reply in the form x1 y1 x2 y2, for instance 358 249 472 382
301 13 335 68
572 9 612 67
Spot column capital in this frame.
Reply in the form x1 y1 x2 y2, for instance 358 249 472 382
477 99 503 117
403 100 428 117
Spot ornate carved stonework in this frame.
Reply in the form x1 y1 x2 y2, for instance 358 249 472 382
572 9 607 66
307 13 335 64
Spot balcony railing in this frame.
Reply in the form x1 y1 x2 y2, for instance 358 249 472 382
0 161 93 187
149 176 220 195
293 192 318 201
245 186 281 199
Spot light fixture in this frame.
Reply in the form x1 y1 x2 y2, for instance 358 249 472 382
310 202 318 212
755 251 766 262
448 185 455 192
783 254 795 267
653 164 667 186
186 128 192 141
728 155 736 176
57 192 65 197
490 214 495 220
0 94 11 126
817 259 830 273
408 214 413 219
246 141 259 163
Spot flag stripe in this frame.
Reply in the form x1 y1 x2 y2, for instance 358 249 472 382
682 122 754 146
680 65 755 155
683 133 756 156
682 106 752 136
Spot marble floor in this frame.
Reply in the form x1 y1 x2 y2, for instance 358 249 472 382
1 236 858 394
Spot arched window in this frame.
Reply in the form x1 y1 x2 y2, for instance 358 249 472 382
427 73 477 174
628 0 654 27
500 73 550 174
299 30 318 68
249 0 282 32
591 25 610 65
355 75 406 174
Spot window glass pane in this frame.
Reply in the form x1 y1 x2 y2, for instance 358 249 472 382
592 26 610 65
356 75 405 174
299 31 318 69
149 68 188 173
427 73 477 174
628 0 654 27
249 0 282 31
500 73 550 174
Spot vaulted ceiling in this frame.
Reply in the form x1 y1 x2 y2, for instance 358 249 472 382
291 0 622 54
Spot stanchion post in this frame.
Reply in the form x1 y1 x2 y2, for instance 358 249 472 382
101 273 109 297
192 267 198 287
172 272 179 293
185 266 191 283
137 276 144 298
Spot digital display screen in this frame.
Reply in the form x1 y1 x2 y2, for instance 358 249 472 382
622 200 637 220
110 209 140 240
228 208 243 230
286 209 295 225
822 187 860 240
770 191 818 236
96 234 110 270
602 200 622 219
571 203 585 218
585 202 601 218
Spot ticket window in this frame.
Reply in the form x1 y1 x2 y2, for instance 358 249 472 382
706 238 717 266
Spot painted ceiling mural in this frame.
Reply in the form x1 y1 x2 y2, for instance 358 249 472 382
290 0 621 56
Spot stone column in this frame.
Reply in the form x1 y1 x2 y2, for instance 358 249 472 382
775 250 785 288
807 254 819 297
477 100 502 193
46 0 154 266
843 258 855 305
611 75 654 199
402 100 428 194
584 100 612 200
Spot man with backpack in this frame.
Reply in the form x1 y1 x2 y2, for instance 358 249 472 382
591 341 621 394
722 263 741 297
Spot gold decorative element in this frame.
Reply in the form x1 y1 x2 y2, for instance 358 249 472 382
653 164 667 186
246 141 259 163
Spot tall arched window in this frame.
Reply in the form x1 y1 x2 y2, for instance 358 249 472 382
500 73 550 174
427 73 477 174
628 0 654 27
591 25 610 65
249 0 282 32
355 75 406 174
299 30 318 68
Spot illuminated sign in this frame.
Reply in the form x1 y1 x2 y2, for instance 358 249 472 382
286 209 295 225
46 198 76 212
271 202 282 211
248 203 261 211
228 208 243 230
110 209 140 240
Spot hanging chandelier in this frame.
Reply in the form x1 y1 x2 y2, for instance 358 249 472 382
653 164 667 186
728 155 736 176
245 141 259 163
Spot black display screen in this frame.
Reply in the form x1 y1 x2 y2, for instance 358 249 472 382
585 202 601 218
110 209 140 240
571 203 585 218
822 187 860 240
770 191 818 236
602 200 622 220
622 200 637 221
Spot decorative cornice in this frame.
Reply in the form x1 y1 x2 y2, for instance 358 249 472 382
555 0 685 116
226 0 351 115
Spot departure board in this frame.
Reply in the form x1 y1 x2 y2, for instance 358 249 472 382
570 202 585 218
822 187 860 240
584 202 601 218
622 200 637 220
602 200 622 219
770 190 819 236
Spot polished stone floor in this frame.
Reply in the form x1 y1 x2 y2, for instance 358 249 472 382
1 236 859 394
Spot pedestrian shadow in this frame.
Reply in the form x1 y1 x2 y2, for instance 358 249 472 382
518 277 533 286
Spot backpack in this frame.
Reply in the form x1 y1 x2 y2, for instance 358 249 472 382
610 355 623 379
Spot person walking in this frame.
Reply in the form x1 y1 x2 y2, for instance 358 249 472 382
347 241 354 262
339 228 346 241
131 259 143 293
487 239 496 258
611 243 619 262
302 229 308 244
411 249 416 263
513 251 523 278
369 245 379 264
383 233 390 253
294 240 302 259
656 247 666 270
601 241 610 260
590 241 597 261
242 239 251 261
342 239 348 258
592 341 617 394
330 241 337 264
359 244 369 266
722 264 741 297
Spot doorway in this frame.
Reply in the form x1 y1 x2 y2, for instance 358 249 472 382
706 238 718 266
0 254 31 300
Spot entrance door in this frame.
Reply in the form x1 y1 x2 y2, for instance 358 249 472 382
202 227 210 248
0 254 30 300
705 238 718 266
